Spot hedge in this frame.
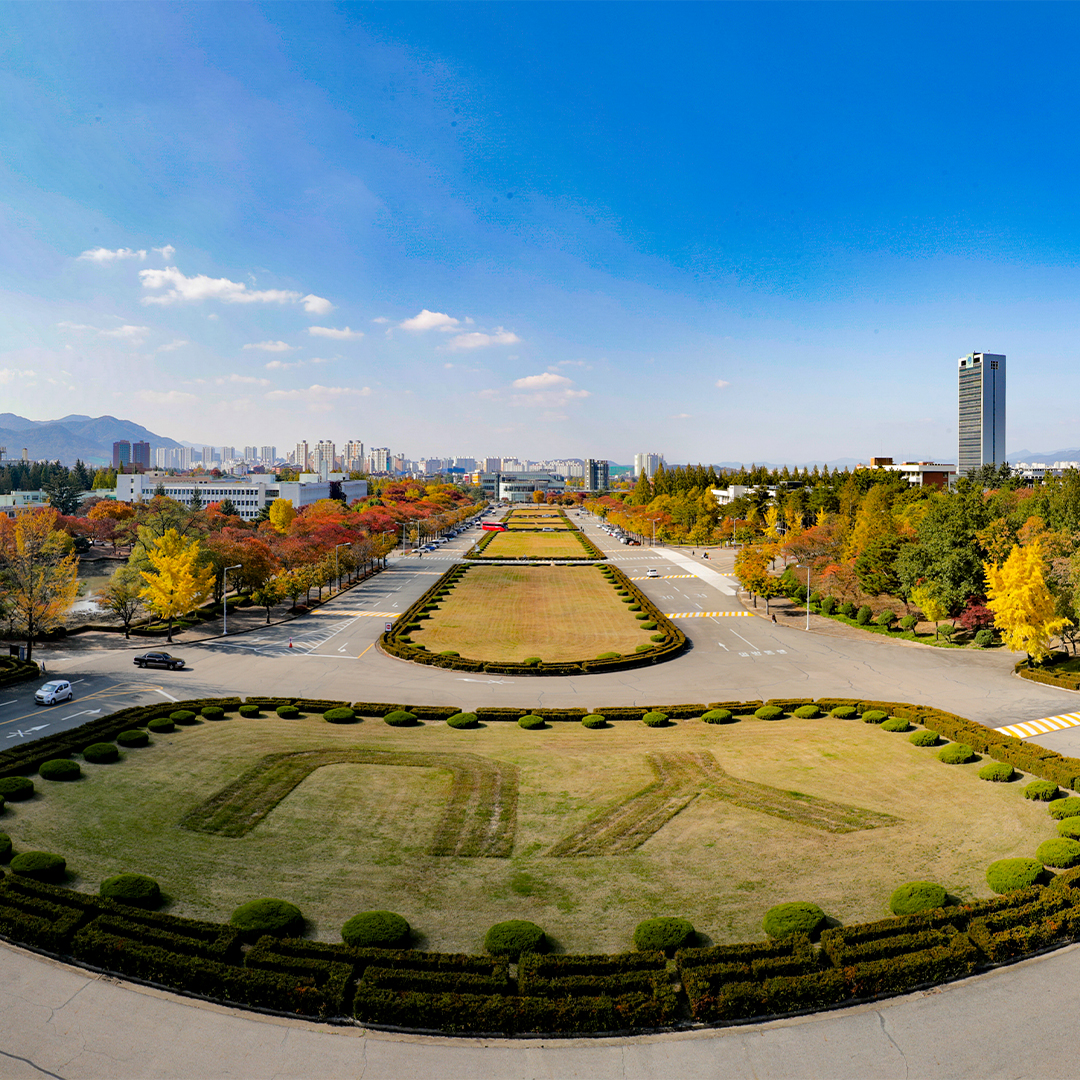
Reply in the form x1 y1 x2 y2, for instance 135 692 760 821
1036 838 1080 868
518 714 546 730
0 777 34 800
702 709 734 724
484 920 548 960
1059 818 1080 839
633 917 695 954
1048 798 1080 820
447 712 479 729
881 717 910 733
754 705 784 721
100 873 162 909
909 729 939 747
117 729 150 748
323 707 357 724
10 851 67 883
938 743 976 765
39 758 81 781
230 898 305 940
581 714 607 729
342 910 411 949
641 712 669 728
385 710 418 727
1025 780 1060 802
986 858 1045 894
147 717 175 733
832 706 858 719
889 882 947 916
763 902 826 939
862 710 889 724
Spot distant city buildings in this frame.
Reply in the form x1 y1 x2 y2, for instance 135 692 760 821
958 352 1006 477
634 452 664 479
111 440 150 472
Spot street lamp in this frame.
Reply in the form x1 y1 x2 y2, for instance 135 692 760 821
797 564 811 631
222 564 242 635
335 543 351 589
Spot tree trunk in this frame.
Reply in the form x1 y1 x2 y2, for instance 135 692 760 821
166 615 174 643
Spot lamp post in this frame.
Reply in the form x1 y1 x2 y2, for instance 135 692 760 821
334 543 351 590
222 564 242 635
797 564 811 631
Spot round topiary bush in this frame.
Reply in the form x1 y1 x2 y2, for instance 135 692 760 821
100 873 162 908
642 711 669 727
10 851 66 883
632 916 695 954
831 706 858 720
341 910 411 949
0 777 34 801
1048 798 1080 820
640 621 657 630
938 743 976 764
855 605 873 625
1025 780 1060 802
1058 818 1080 839
275 704 300 719
230 898 304 939
116 729 149 748
201 705 225 720
881 717 910 732
0 832 11 860
1037 838 1080 869
628 604 641 611
899 614 918 632
986 858 1045 894
889 881 947 916
518 714 546 729
581 714 607 729
763 902 826 939
974 628 994 648
384 710 418 727
876 610 897 629
861 710 889 724
170 710 198 725
819 597 836 616
702 709 734 724
793 705 821 719
839 602 857 617
238 704 261 718
323 707 356 724
909 729 940 747
754 705 784 721
147 717 175 733
39 759 80 782
82 743 119 765
979 762 1016 782
447 712 478 729
483 919 548 959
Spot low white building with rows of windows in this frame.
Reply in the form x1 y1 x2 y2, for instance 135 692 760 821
116 472 368 521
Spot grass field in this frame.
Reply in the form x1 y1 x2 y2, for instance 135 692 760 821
412 565 649 661
3 715 1056 955
476 529 589 559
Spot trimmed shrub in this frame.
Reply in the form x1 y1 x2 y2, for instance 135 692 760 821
523 657 542 667
650 634 666 643
595 652 621 660
839 602 856 617
230 898 304 939
82 743 119 765
633 612 649 621
1037 838 1080 869
793 705 821 719
763 902 826 939
581 714 607 729
831 706 858 719
974 629 994 647
0 832 9 860
0 777 34 801
909 729 939 747
855 605 873 625
881 717 910 732
10 851 66 883
876 610 897 629
819 597 836 616
201 706 225 720
702 709 734 724
147 717 175 733
342 910 411 949
641 711 669 727
447 712 479 729
986 858 1044 894
99 873 162 909
633 917 695 954
116 729 149 748
862 710 889 724
518 714 546 730
899 614 918 632
323 707 356 724
1049 798 1080 820
640 621 658 630
979 762 1016 782
1025 780 1060 802
39 758 80 782
938 743 975 765
238 704 261 718
754 705 784 721
484 919 548 960
627 604 641 611
384 710 418 727
889 882 947 916
170 710 198 725
275 704 300 719
1057 818 1080 839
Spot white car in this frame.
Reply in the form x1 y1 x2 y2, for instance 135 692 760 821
35 680 73 705
646 568 660 578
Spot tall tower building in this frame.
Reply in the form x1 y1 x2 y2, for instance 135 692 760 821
587 458 610 491
294 441 310 471
343 440 365 472
958 352 1006 477
112 441 131 471
634 452 663 479
312 439 336 478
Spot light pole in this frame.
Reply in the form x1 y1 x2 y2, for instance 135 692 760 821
335 543 351 590
222 564 242 635
797 564 811 631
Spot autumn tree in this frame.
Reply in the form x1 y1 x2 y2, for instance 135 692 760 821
734 546 782 612
95 565 147 638
139 528 215 643
910 583 949 638
984 543 1071 664
250 574 286 624
268 498 297 534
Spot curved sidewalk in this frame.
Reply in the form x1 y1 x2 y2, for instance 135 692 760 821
0 938 1074 1079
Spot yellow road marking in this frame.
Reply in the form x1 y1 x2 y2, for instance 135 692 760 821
995 711 1080 739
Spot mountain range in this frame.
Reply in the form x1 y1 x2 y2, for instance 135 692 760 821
0 414 183 467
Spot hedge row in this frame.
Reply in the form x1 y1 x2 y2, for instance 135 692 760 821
0 657 41 689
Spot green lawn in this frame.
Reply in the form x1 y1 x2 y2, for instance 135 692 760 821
476 530 590 559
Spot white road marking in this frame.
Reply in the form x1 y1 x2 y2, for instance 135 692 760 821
996 711 1080 739
0 700 16 709
155 689 179 702
729 630 759 650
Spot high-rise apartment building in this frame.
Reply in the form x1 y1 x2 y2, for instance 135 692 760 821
294 441 310 471
311 439 336 478
958 352 1006 477
370 447 392 473
343 440 365 472
132 441 151 471
586 459 610 491
260 446 276 465
634 453 664 479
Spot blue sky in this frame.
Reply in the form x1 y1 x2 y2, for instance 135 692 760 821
2 1 1079 464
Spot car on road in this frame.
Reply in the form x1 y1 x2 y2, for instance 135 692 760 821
133 651 185 671
35 680 73 705
646 568 660 577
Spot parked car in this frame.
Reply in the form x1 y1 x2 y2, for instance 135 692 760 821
133 651 185 671
35 680 73 705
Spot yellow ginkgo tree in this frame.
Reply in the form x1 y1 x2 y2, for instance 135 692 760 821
139 528 215 643
984 542 1071 664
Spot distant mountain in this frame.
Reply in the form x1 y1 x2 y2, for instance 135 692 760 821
0 414 183 467
1007 448 1080 463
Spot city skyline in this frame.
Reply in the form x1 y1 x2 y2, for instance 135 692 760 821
2 5 1080 460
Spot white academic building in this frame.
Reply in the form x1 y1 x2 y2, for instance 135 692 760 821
116 472 369 521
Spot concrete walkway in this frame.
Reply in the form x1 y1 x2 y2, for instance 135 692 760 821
0 938 1074 1079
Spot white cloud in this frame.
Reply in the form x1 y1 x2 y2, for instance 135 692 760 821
399 309 460 332
139 266 302 307
137 389 198 405
0 367 35 385
715 379 731 389
153 245 176 260
243 340 296 352
100 324 150 342
446 329 521 351
308 326 363 340
78 246 146 263
512 372 571 390
485 371 590 409
265 359 302 371
156 339 189 353
264 384 372 411
301 294 334 315
371 316 390 324
216 374 270 387
56 322 97 332
670 413 692 419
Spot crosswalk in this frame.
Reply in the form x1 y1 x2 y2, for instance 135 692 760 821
306 610 400 618
629 574 695 581
665 611 754 618
995 711 1080 739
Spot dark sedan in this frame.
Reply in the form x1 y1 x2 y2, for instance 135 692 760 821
133 651 185 670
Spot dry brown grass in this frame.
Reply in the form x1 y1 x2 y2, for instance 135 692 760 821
412 565 649 661
476 530 590 559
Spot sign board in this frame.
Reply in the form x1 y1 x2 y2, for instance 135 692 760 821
385 622 393 632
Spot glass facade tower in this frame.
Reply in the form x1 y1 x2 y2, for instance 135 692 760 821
958 352 1006 477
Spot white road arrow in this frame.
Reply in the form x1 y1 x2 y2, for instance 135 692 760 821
7 725 49 739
